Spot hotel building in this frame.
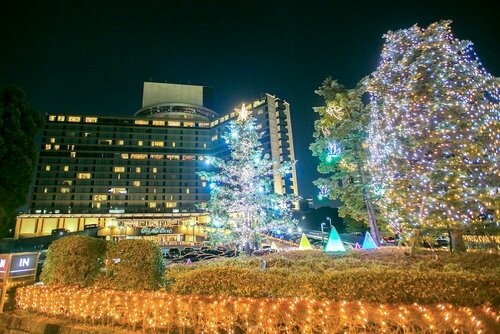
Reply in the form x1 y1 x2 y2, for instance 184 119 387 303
15 82 299 245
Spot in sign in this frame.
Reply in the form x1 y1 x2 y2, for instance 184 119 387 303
19 258 30 267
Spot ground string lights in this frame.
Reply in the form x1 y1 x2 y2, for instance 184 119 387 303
16 285 499 333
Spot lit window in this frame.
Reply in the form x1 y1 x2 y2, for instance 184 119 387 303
230 111 237 118
152 167 157 173
63 166 69 172
133 181 141 187
53 145 60 150
151 141 164 147
43 188 48 193
153 120 165 126
109 187 127 194
45 144 51 150
84 132 92 137
99 140 112 145
172 142 176 147
121 154 129 159
50 138 56 143
114 167 125 173
45 165 51 171
134 120 149 125
93 195 107 201
186 188 190 194
223 115 229 121
199 122 209 127
85 117 98 123
183 155 195 161
148 202 157 208
203 143 207 148
138 140 143 146
135 167 141 173
202 181 206 187
131 154 147 160
57 116 66 121
210 120 219 127
117 140 124 145
60 187 71 193
184 122 195 127
211 135 217 141
150 154 163 160
166 155 180 160
92 202 101 209
68 116 81 122
70 152 76 158
256 124 262 130
62 180 73 185
48 115 56 121
168 121 180 127
77 173 91 179
258 109 264 115
165 202 177 208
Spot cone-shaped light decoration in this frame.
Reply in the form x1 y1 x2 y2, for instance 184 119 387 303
271 241 279 250
324 226 346 252
298 233 313 250
186 258 193 265
362 232 378 250
354 242 361 250
237 103 249 122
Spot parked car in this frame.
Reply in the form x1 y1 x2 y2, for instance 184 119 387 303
181 247 194 255
168 248 181 258
51 228 69 236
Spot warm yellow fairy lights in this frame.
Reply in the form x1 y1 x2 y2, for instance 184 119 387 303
16 285 499 333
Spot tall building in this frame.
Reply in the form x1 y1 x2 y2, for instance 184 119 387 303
15 83 298 245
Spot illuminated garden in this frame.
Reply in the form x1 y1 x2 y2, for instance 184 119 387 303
1 17 499 334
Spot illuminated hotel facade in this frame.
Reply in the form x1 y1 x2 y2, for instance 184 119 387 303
15 82 299 245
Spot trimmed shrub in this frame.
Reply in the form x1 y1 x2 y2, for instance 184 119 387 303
40 235 106 287
101 239 165 290
168 250 500 306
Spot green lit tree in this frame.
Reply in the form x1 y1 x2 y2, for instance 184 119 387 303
310 78 381 244
0 86 43 238
198 105 297 252
368 21 499 253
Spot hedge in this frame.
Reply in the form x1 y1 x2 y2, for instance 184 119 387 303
99 239 165 290
168 256 500 306
40 235 106 287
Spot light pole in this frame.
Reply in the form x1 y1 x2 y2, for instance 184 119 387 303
327 217 332 228
321 223 325 246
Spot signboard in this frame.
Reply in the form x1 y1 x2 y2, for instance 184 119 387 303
133 227 177 236
0 252 39 313
8 253 38 278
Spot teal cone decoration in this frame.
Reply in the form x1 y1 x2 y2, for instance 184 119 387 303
324 226 346 252
362 232 378 250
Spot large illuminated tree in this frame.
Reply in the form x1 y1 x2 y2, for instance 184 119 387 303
198 105 297 252
310 78 381 245
368 21 499 252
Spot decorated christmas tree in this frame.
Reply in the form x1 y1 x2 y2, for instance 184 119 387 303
368 21 499 252
198 104 297 252
310 78 381 245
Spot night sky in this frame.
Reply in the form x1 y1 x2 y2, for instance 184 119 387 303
2 0 499 200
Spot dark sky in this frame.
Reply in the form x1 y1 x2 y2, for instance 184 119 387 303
2 0 499 200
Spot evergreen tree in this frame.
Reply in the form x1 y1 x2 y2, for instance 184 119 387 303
198 105 297 251
368 21 499 252
0 86 43 238
310 78 381 245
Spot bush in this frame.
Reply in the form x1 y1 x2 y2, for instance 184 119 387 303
100 239 165 290
40 235 106 287
168 250 500 306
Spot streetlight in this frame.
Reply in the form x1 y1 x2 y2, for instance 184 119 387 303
326 217 332 228
321 223 326 246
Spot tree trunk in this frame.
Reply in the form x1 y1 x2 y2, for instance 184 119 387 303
450 229 467 252
357 162 380 246
410 228 420 256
